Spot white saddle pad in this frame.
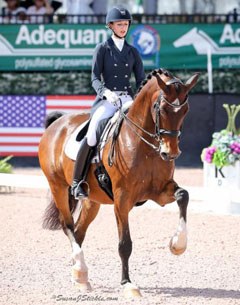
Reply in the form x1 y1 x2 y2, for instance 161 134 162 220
64 101 131 161
64 120 89 161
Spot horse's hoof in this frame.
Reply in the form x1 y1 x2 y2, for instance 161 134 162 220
169 237 187 255
73 280 92 292
123 283 142 298
71 269 92 292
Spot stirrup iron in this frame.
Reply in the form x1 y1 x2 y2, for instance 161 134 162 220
73 180 90 200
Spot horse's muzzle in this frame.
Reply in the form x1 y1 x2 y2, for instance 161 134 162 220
160 151 181 161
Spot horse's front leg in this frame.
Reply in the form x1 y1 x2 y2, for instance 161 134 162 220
169 187 189 255
114 203 142 298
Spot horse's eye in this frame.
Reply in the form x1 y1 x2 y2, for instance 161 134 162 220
160 107 168 116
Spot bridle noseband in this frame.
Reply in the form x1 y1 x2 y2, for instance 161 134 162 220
154 90 189 140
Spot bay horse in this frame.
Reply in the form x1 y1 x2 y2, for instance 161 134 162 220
38 68 199 297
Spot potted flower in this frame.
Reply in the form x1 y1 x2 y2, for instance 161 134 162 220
201 130 240 169
201 104 240 213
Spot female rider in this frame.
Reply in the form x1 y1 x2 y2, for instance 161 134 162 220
71 5 145 199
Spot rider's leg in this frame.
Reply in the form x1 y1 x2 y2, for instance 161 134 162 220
86 101 117 146
71 101 117 200
71 138 95 199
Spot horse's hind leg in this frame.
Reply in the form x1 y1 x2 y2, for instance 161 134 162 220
49 182 92 291
74 199 100 246
169 187 188 255
71 199 100 289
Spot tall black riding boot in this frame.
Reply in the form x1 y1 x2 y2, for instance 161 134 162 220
71 137 95 200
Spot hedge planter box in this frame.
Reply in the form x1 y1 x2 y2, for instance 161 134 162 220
203 161 240 214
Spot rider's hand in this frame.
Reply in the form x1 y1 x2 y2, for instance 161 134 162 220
103 89 119 106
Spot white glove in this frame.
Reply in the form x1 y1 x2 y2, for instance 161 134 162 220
103 89 119 106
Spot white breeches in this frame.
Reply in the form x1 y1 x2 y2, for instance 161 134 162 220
86 94 133 147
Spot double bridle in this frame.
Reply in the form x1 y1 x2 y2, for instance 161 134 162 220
120 79 189 152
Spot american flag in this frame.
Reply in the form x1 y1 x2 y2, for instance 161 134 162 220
0 95 95 156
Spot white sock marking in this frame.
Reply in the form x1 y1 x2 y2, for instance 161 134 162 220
72 242 88 272
172 217 187 250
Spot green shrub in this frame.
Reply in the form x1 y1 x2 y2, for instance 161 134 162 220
0 156 13 173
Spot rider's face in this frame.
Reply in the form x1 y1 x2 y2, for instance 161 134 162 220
110 21 129 38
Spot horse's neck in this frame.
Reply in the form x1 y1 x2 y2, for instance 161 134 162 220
120 87 156 155
127 89 153 130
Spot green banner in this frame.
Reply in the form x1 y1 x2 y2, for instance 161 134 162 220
0 24 107 71
0 23 239 71
129 23 240 70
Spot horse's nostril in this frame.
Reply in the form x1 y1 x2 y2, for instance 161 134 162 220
160 152 169 161
161 151 181 161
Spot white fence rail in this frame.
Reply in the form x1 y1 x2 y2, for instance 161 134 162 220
1 172 239 215
0 173 49 189
0 172 203 199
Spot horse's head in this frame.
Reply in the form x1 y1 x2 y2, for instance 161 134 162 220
149 69 199 161
173 27 198 48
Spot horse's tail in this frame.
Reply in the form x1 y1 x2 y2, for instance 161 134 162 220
42 196 61 230
42 188 78 230
44 111 64 128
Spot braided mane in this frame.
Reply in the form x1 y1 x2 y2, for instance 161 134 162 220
135 68 174 97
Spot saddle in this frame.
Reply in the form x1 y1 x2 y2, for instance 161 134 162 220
64 107 126 200
65 103 146 205
65 112 122 161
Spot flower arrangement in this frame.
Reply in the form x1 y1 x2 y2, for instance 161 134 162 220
201 104 240 168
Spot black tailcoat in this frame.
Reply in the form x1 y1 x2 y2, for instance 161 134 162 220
91 37 145 111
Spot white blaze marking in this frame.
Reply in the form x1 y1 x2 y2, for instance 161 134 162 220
172 98 180 106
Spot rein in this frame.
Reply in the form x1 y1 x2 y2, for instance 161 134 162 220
121 111 161 152
120 86 188 153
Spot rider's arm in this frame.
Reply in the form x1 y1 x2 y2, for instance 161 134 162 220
91 43 106 98
132 47 145 90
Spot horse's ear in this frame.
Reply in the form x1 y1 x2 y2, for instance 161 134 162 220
185 73 200 92
155 73 169 94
